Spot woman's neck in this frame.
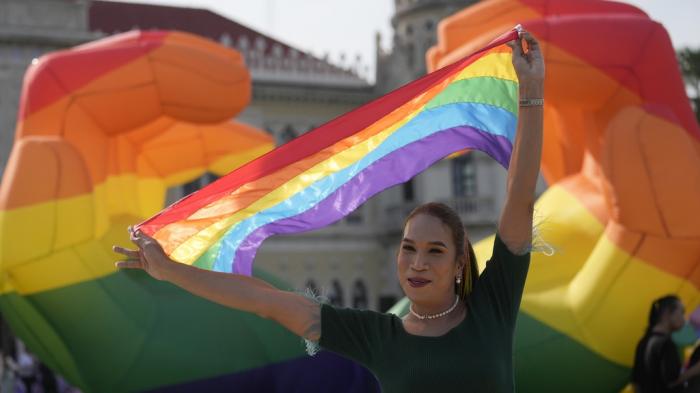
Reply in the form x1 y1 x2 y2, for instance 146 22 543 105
651 323 672 335
410 296 459 318
402 301 466 337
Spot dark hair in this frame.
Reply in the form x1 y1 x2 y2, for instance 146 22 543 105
646 295 681 333
404 202 479 300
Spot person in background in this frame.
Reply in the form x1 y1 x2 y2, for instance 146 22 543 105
0 316 18 393
631 295 686 393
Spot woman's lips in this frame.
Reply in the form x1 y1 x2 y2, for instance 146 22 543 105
407 278 431 288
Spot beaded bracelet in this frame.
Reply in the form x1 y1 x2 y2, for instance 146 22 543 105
519 98 544 107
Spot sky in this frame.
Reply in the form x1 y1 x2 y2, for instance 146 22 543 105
119 0 700 81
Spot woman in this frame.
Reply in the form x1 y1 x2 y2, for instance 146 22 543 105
631 295 686 393
114 30 544 392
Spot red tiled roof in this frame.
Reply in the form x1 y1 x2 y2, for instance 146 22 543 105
88 1 368 85
89 1 309 60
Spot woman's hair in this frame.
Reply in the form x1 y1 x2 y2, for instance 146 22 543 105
646 294 681 332
404 202 479 300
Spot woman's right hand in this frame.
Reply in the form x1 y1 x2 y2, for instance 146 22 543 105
113 226 323 342
113 226 173 281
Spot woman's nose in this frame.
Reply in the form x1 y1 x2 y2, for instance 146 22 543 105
411 253 428 270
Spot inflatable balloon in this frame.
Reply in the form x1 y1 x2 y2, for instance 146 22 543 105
409 1 700 391
0 31 377 392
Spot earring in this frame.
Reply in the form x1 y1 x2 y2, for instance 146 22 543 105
456 276 461 284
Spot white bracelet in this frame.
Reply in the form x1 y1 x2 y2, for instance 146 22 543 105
519 98 544 107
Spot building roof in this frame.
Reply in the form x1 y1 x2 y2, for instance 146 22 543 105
89 1 369 87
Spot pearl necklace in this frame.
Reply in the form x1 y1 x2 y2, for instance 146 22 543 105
409 296 460 320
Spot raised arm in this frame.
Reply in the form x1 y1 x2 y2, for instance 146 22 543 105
113 228 321 341
498 30 545 254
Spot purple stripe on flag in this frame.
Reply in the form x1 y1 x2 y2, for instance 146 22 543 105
232 126 513 275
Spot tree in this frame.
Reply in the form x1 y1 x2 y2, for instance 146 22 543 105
677 47 700 123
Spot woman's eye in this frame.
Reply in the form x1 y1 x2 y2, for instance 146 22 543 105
429 249 443 254
402 245 415 252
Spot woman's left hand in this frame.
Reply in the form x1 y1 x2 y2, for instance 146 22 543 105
508 29 545 94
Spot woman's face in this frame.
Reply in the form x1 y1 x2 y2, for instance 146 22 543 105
397 214 462 307
668 301 686 331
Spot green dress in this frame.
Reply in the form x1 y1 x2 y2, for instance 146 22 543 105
319 234 530 393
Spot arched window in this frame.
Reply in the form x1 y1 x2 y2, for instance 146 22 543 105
280 125 297 144
403 178 415 202
328 279 344 306
405 43 415 68
452 154 477 197
182 172 218 197
352 280 369 309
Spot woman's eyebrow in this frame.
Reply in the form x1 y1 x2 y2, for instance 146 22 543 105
402 238 447 248
428 241 448 248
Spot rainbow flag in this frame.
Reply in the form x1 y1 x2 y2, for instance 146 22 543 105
138 29 520 275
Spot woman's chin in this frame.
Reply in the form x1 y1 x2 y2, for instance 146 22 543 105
402 287 432 304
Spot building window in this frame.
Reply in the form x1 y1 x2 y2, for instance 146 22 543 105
328 279 344 306
238 35 250 50
352 280 369 309
182 178 199 197
425 39 434 54
406 43 415 68
219 33 233 47
425 20 434 31
452 155 477 197
379 295 397 312
403 179 415 202
280 125 297 144
345 212 363 224
165 172 219 205
346 206 363 224
183 172 219 197
255 37 266 52
405 24 413 36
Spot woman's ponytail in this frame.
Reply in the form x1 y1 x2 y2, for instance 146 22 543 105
457 238 479 300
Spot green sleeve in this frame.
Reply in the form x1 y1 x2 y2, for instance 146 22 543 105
472 234 531 329
318 303 394 368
